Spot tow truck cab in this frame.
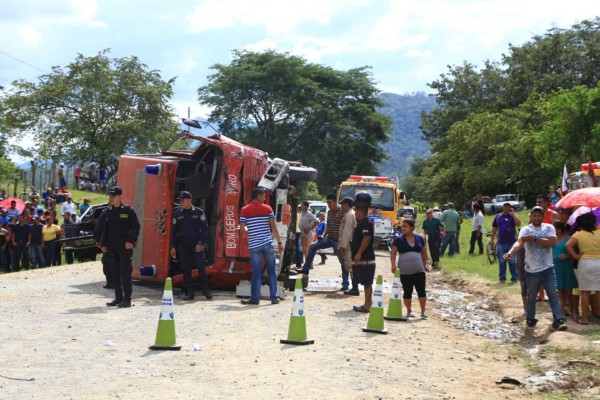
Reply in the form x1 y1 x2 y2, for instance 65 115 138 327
116 129 316 289
337 175 404 245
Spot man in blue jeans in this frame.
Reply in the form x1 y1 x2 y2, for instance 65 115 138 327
294 194 348 290
490 202 521 283
239 188 284 305
504 206 566 331
440 203 460 257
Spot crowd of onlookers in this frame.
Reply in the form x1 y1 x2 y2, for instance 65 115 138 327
75 164 108 193
0 161 110 275
0 186 92 273
420 193 600 330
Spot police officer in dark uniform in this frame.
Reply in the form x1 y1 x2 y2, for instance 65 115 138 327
95 207 113 289
101 186 140 308
170 191 212 300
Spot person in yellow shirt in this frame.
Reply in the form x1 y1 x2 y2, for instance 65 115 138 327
566 213 600 325
42 218 62 267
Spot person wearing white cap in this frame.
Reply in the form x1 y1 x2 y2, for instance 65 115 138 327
504 206 566 332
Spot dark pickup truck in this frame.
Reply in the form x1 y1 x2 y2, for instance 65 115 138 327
58 203 109 263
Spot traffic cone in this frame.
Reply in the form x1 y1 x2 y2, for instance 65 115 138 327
385 269 406 321
149 278 182 350
363 275 388 334
280 277 314 345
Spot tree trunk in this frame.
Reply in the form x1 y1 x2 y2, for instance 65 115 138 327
50 162 57 189
30 161 37 188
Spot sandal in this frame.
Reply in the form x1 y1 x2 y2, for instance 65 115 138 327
577 319 590 325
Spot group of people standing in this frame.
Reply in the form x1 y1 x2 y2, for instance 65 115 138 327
495 193 600 329
0 195 88 272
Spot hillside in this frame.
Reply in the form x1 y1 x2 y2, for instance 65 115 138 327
377 92 436 178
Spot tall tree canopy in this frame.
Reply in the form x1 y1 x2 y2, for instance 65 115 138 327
0 50 178 178
413 18 600 204
198 50 391 192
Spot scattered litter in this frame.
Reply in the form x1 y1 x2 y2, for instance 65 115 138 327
0 374 35 382
104 340 115 347
192 343 201 352
527 371 558 386
495 377 524 387
427 285 519 342
315 306 323 313
592 341 600 345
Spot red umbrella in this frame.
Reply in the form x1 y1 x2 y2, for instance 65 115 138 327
556 187 600 208
0 198 26 214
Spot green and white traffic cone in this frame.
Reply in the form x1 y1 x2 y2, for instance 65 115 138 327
149 278 182 350
280 277 314 345
385 269 406 321
363 275 388 334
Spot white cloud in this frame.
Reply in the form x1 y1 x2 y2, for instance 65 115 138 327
187 0 352 34
18 25 42 45
244 39 280 53
405 50 433 59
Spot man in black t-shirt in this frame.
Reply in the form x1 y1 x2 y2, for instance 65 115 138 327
350 206 376 313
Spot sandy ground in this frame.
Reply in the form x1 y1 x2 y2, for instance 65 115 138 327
0 254 543 400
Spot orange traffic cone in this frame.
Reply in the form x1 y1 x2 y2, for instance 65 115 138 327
149 278 182 350
280 277 314 345
363 275 388 334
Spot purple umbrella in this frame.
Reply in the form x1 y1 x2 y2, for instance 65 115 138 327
567 206 600 226
593 208 600 225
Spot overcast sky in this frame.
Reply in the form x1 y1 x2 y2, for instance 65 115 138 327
1 0 599 132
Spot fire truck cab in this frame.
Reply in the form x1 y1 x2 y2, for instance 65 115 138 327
116 122 316 289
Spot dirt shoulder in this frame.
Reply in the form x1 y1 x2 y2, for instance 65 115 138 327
0 255 578 399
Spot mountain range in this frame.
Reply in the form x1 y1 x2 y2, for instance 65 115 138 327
376 92 436 178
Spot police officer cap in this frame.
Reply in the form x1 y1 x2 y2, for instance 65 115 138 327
340 197 354 206
108 186 123 196
180 191 193 200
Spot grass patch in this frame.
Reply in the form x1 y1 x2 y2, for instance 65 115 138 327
538 394 571 400
541 345 600 363
430 211 529 286
66 189 108 206
580 328 600 342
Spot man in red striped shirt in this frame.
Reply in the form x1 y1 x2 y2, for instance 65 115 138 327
240 188 284 305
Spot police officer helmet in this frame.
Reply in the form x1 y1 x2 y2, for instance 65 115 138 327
354 191 372 208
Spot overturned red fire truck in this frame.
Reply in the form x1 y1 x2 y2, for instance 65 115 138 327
113 119 316 289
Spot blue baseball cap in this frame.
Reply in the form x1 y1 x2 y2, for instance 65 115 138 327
180 191 192 200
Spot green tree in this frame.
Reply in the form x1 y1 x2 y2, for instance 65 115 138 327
0 50 178 178
412 18 600 204
0 158 19 180
422 18 600 149
198 50 391 192
534 85 600 171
